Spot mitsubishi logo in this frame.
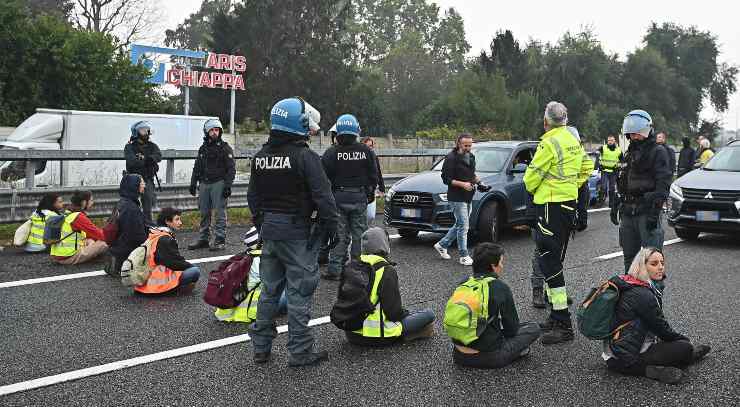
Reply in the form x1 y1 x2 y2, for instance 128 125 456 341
402 195 419 204
704 192 713 199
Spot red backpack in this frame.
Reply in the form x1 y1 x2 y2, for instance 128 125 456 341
203 254 254 308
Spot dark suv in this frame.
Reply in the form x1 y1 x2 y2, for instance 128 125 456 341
384 141 539 242
667 140 740 239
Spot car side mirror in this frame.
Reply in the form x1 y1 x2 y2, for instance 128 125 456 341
510 163 527 174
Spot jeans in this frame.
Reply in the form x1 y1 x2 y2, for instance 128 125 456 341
619 210 664 273
601 171 617 205
198 180 227 242
437 201 471 257
328 200 368 276
178 266 201 287
453 322 542 369
141 178 157 222
606 340 694 376
366 200 377 223
249 239 320 356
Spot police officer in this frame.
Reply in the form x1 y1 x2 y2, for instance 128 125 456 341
524 102 593 344
247 97 338 367
611 110 672 273
188 119 235 251
125 121 162 221
320 114 378 280
318 124 338 266
598 135 622 206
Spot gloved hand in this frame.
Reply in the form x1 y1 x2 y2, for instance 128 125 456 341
189 183 197 196
610 206 620 226
646 212 659 231
476 183 492 192
223 186 232 199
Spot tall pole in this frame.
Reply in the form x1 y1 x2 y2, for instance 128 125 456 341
184 86 190 116
230 69 236 135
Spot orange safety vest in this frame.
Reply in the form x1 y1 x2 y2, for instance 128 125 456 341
134 230 183 294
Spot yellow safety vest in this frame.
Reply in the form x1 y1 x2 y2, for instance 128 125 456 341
600 145 622 173
214 250 263 323
524 126 594 204
27 210 55 246
699 149 714 164
50 212 86 257
353 254 403 338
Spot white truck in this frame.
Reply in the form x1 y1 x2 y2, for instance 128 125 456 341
0 109 218 188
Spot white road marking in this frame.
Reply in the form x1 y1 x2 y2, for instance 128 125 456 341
587 207 610 213
0 254 235 289
0 316 332 396
593 238 684 261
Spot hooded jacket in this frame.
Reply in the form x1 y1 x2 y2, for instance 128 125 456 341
110 174 148 258
152 226 193 271
607 275 687 368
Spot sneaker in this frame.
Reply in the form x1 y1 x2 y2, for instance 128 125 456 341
433 242 451 260
692 344 711 362
254 351 271 364
532 288 546 309
541 319 574 345
459 256 473 266
645 365 683 384
209 240 226 251
188 240 210 250
288 351 328 367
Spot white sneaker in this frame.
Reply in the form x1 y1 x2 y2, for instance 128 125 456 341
459 256 473 266
433 242 451 260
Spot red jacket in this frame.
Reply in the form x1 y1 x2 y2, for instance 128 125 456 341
70 212 104 241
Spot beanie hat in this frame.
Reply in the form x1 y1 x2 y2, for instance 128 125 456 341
361 227 390 257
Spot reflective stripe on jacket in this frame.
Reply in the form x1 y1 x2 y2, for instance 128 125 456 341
214 288 261 322
524 126 594 204
50 212 85 257
134 230 182 294
27 210 55 246
353 254 403 338
600 145 622 173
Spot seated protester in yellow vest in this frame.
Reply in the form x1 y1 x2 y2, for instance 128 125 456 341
214 227 287 322
107 174 150 276
451 243 542 369
51 190 108 265
344 227 435 346
135 207 200 295
25 193 65 253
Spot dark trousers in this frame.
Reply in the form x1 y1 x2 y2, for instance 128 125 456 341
619 209 664 273
141 178 157 222
328 194 368 276
533 202 576 318
452 322 542 369
198 180 227 242
601 171 617 205
607 340 694 376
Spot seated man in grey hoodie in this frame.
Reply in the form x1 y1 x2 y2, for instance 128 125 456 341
340 227 435 346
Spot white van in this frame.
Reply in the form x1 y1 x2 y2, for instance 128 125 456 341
0 109 218 187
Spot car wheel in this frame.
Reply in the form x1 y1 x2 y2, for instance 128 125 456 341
674 227 699 240
478 201 502 242
398 228 419 239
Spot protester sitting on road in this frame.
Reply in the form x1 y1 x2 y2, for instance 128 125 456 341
24 193 64 253
214 227 287 322
602 247 710 384
50 190 108 265
341 227 435 346
134 207 200 295
450 243 542 369
106 174 149 277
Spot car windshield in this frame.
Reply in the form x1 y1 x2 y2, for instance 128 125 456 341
431 148 511 172
703 147 740 172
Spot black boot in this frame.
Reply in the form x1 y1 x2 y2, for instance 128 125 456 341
210 239 226 251
532 288 546 309
188 240 210 250
288 351 328 367
254 351 271 364
541 318 574 345
645 366 683 384
692 344 711 362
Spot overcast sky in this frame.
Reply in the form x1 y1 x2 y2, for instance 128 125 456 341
161 0 740 130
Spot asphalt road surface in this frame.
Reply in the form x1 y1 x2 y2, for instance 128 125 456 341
0 210 738 406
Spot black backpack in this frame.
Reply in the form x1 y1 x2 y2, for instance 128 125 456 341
330 259 388 331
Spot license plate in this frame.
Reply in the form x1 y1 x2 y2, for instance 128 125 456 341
695 210 720 222
400 208 421 218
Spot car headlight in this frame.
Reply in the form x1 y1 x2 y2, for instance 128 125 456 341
669 183 683 201
438 193 448 202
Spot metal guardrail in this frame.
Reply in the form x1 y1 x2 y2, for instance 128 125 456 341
0 174 412 224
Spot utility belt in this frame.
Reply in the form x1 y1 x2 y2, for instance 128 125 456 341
332 186 366 193
263 211 312 225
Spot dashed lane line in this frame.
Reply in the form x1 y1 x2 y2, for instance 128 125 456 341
0 316 332 397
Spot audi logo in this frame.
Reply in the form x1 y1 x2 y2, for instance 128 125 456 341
401 195 419 204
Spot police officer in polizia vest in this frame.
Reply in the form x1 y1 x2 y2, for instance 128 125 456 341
318 124 339 266
523 101 593 345
247 97 339 367
611 110 672 274
320 114 378 280
188 119 235 251
125 121 162 222
598 134 622 207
